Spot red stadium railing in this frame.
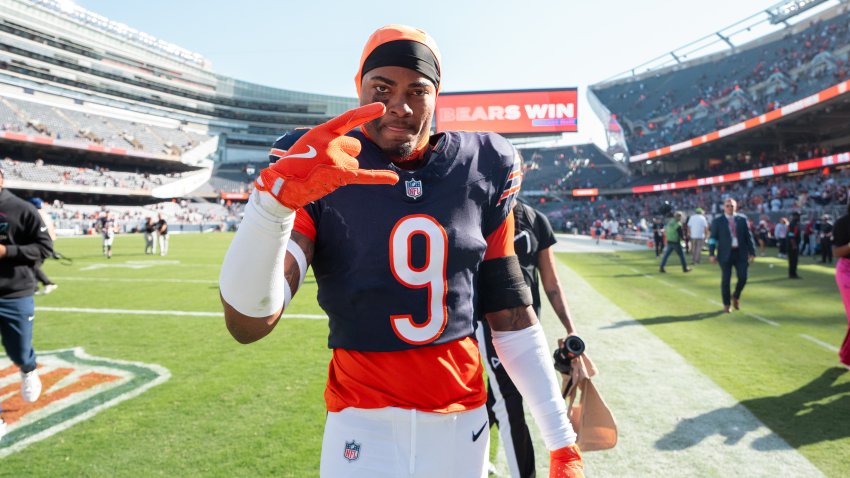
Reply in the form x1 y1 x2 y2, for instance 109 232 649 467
630 151 850 194
568 151 850 197
630 79 850 162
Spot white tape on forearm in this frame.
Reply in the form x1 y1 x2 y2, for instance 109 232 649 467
219 190 295 317
491 323 576 450
283 280 292 309
286 240 308 286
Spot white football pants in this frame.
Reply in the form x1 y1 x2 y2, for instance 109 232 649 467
320 405 489 478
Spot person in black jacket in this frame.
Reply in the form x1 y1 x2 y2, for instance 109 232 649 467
0 167 53 438
787 211 802 279
820 215 834 264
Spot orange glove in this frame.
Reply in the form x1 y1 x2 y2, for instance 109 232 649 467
255 102 399 210
549 445 585 478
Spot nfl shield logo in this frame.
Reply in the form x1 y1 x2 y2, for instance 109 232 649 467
405 179 423 199
343 440 361 462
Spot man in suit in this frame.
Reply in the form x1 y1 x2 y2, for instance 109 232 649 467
708 198 757 313
787 211 802 279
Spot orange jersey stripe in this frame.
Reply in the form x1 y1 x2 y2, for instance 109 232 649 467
268 148 287 160
324 337 486 413
499 185 522 201
293 208 316 241
483 212 516 261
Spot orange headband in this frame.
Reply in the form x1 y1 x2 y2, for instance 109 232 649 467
354 24 442 96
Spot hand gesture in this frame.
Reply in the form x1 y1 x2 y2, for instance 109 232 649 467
255 102 399 210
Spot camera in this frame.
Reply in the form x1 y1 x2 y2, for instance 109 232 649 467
553 335 585 374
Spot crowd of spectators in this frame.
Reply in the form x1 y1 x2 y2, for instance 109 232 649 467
0 97 210 156
593 7 850 155
521 144 626 193
2 156 185 191
538 167 850 244
41 198 241 236
208 162 264 194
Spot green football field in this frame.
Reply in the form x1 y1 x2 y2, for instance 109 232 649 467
0 233 848 477
559 247 850 478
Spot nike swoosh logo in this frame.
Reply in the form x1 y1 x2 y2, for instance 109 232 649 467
40 227 47 232
284 145 317 159
27 316 34 322
472 421 487 442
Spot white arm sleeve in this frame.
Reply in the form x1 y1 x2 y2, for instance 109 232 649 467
491 323 576 450
219 190 296 318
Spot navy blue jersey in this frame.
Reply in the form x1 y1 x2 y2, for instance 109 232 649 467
300 130 521 352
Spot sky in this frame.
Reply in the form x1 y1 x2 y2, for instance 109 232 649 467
72 0 796 145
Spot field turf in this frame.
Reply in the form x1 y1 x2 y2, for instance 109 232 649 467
1 233 848 477
560 248 850 478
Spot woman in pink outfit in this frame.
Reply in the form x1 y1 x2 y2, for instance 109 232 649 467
831 204 850 368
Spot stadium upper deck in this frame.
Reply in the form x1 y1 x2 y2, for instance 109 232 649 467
0 0 358 165
591 0 850 159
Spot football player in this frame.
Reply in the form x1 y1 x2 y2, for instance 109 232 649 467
100 211 117 259
220 25 583 478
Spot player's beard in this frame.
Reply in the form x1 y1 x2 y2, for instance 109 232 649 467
365 119 422 162
390 142 415 160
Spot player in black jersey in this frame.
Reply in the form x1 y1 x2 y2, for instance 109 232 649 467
477 200 586 477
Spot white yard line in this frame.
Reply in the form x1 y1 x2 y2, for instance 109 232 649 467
800 334 840 353
51 276 217 284
35 306 327 320
493 258 823 477
746 313 781 327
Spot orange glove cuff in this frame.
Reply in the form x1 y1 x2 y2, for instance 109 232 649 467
550 444 582 462
549 445 584 478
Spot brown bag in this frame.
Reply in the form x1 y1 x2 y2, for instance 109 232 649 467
561 354 618 451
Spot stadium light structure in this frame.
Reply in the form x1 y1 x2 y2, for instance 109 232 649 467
767 0 829 24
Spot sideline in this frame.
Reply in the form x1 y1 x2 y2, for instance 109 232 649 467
550 234 647 254
489 256 823 477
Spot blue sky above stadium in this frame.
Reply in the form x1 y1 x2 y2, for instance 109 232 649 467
73 0 804 143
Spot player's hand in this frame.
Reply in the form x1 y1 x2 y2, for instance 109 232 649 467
549 445 585 478
254 102 399 210
709 255 717 265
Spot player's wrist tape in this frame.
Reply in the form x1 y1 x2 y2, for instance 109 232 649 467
492 323 576 450
478 255 532 313
219 190 295 317
252 188 299 224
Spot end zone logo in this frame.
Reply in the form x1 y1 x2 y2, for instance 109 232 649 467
0 348 169 456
